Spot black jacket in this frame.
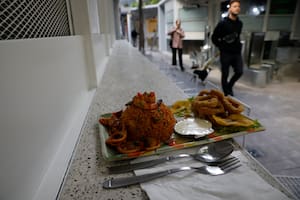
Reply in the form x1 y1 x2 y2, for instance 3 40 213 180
212 17 243 54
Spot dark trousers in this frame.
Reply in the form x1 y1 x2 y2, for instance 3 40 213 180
132 37 137 47
172 48 184 70
220 52 243 95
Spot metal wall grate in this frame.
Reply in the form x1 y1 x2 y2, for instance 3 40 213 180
0 0 70 40
275 175 300 200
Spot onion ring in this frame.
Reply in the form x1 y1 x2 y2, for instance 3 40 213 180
222 96 244 114
210 89 225 100
105 129 127 146
117 141 143 154
198 89 210 96
192 96 219 108
198 101 225 115
210 114 254 126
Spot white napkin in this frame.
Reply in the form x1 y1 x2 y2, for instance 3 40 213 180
134 151 291 200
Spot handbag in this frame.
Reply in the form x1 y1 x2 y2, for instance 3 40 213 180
169 40 172 48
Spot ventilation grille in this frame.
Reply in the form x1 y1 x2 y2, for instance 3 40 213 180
275 175 300 200
0 0 70 40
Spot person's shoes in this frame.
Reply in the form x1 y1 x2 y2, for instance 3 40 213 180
228 88 234 96
180 67 185 72
223 89 231 96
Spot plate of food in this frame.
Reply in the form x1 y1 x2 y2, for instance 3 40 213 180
99 90 265 161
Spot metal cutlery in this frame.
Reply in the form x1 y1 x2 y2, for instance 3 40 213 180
108 140 234 174
103 156 241 189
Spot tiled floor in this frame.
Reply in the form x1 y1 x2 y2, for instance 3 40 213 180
144 49 300 199
144 50 300 178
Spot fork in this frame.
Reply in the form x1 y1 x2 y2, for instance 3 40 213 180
103 156 241 189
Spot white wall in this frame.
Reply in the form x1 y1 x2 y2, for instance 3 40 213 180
0 0 119 199
68 0 118 88
68 0 118 86
106 0 117 52
69 0 98 89
91 34 109 84
87 0 110 84
0 36 95 200
158 4 166 51
88 0 101 34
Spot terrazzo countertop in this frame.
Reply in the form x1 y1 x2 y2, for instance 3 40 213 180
57 41 188 200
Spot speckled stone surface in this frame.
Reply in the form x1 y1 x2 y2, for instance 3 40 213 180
57 41 187 200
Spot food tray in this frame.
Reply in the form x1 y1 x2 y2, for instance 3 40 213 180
99 114 265 161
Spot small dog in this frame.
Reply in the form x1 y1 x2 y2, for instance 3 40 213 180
193 68 212 82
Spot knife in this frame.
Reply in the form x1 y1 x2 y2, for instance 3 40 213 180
108 154 191 174
103 167 191 189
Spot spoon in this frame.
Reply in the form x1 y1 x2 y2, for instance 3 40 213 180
108 140 234 174
195 140 234 162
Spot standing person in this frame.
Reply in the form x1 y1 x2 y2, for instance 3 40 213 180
212 0 243 96
168 19 185 71
131 29 138 47
151 29 157 51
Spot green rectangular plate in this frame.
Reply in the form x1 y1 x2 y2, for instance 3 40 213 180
99 114 265 162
